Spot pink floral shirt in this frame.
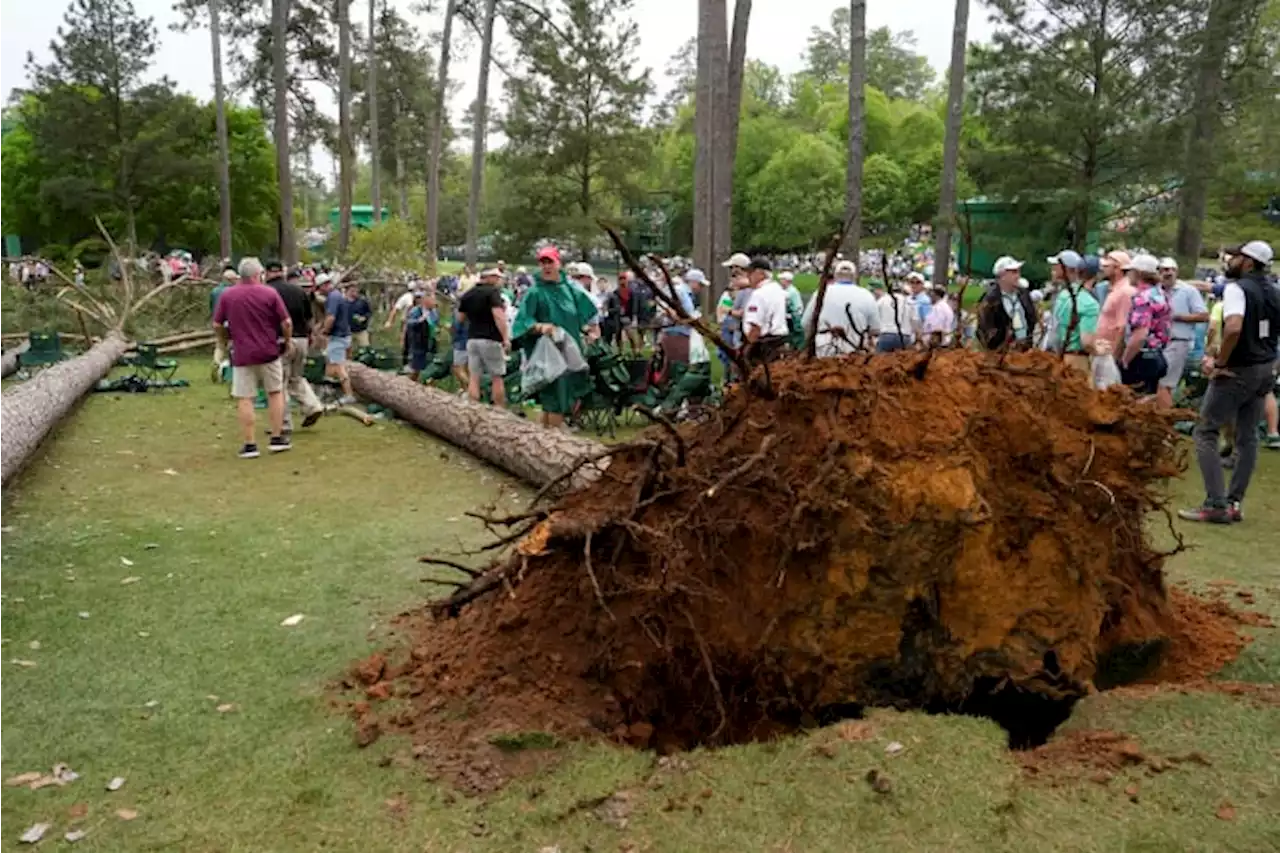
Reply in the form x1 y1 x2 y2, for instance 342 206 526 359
1127 284 1172 351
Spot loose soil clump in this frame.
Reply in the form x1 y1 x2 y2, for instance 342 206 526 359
350 350 1261 783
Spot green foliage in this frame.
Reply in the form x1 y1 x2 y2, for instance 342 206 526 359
861 154 907 232
966 0 1199 245
802 6 935 99
345 218 425 273
5 0 278 255
651 54 969 251
745 135 843 249
495 0 654 256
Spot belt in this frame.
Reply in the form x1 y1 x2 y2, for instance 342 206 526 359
1170 337 1193 342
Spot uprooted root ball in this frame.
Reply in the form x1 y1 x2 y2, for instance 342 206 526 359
359 350 1199 765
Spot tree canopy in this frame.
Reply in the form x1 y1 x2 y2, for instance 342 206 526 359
4 0 278 256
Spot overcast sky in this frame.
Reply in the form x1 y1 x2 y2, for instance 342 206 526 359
3 0 995 177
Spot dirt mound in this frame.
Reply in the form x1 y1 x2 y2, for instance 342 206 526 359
353 350 1213 776
1016 728 1214 785
1148 588 1271 683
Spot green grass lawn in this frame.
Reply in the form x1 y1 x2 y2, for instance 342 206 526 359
2 357 1278 852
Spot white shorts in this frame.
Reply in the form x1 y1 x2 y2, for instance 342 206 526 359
1159 339 1192 390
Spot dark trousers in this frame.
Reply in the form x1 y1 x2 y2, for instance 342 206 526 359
1193 360 1276 506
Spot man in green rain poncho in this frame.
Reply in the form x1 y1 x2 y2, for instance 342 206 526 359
511 245 601 427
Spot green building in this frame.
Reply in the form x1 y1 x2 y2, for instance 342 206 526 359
327 205 389 231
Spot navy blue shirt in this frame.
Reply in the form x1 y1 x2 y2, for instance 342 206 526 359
349 295 372 332
326 290 352 337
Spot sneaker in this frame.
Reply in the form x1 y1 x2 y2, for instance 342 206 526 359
268 435 292 453
1177 503 1232 524
1264 434 1280 450
1227 501 1243 523
338 395 357 406
301 410 323 428
239 443 260 459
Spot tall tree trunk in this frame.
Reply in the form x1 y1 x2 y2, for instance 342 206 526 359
1175 0 1245 266
707 1 730 302
426 0 458 275
710 0 750 303
1 332 131 486
338 0 354 254
367 0 382 223
843 0 866 261
271 0 297 265
348 364 606 491
210 0 233 260
931 0 969 288
395 134 408 219
465 0 498 268
692 0 718 285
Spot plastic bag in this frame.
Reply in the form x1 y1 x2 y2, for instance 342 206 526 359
522 335 568 395
552 328 589 374
1092 353 1121 390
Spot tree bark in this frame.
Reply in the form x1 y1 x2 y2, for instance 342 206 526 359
1175 0 1245 266
692 0 718 283
843 0 866 260
711 0 750 303
272 0 297 265
2 332 130 486
348 363 606 491
1 342 31 379
210 0 233 260
338 0 354 254
396 141 408 219
367 0 382 224
426 0 458 275
931 0 969 288
707 0 730 302
465 0 498 269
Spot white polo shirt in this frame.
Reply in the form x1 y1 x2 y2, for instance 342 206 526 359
744 280 789 337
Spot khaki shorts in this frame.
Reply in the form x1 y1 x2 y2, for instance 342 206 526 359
467 339 506 378
231 359 284 398
352 330 371 348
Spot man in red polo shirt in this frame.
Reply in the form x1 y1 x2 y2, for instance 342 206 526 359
213 257 294 458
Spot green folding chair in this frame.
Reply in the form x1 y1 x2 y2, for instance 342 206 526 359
131 343 179 385
18 331 66 373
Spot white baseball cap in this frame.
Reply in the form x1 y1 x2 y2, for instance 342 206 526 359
721 252 751 269
778 271 794 282
834 259 856 276
480 267 502 277
1129 253 1160 274
573 262 594 278
1158 256 1178 270
905 271 925 283
684 268 707 284
992 256 1024 275
1231 240 1274 266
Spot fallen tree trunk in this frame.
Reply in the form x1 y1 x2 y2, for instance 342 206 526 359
2 332 130 486
158 337 215 355
2 341 31 378
146 328 213 346
348 363 606 491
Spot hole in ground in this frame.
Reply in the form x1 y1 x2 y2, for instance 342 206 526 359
618 661 1081 754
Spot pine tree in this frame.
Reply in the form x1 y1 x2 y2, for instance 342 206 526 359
27 0 160 251
497 0 652 254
